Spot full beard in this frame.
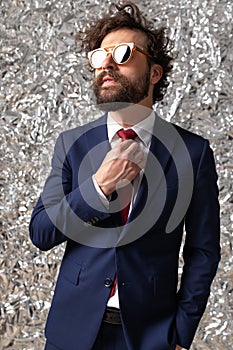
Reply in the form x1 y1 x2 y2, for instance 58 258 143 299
92 69 151 112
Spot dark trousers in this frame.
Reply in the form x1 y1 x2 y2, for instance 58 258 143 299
44 322 128 350
92 322 128 350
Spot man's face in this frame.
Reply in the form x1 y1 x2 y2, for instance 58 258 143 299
92 29 153 111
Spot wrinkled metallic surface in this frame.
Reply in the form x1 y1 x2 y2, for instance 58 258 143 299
0 0 232 349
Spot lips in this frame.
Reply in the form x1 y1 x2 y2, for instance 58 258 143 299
101 75 117 86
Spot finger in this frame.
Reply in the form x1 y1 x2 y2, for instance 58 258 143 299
117 139 138 151
110 141 140 161
120 142 141 158
124 147 145 163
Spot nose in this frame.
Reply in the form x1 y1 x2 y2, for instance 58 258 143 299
100 52 117 70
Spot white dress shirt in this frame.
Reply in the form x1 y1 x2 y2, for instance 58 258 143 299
92 111 156 308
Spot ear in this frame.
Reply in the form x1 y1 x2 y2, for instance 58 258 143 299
150 64 163 85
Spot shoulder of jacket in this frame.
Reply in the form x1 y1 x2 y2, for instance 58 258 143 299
60 114 107 139
155 115 208 148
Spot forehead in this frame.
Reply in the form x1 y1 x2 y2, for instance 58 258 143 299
100 28 147 47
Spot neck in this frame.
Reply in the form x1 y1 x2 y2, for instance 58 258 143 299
109 101 153 128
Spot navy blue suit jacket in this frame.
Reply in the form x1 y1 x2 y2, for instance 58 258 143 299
29 114 220 350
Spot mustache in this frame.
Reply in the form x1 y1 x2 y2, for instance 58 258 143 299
93 70 125 87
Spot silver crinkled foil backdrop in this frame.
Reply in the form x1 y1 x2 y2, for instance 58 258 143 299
0 0 232 349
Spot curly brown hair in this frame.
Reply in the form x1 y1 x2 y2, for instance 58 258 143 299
79 1 174 103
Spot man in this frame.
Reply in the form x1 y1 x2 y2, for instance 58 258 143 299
29 2 221 349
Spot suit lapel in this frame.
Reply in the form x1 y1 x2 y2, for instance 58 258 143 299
130 116 177 219
82 114 123 232
82 114 111 173
117 116 179 245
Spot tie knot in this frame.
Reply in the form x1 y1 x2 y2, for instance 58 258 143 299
117 129 137 141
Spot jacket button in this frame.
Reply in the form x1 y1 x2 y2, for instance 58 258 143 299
104 278 113 288
84 221 92 227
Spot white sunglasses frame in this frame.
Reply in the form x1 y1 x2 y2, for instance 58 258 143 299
88 42 152 69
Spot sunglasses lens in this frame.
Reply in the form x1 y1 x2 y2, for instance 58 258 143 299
90 49 107 68
113 44 132 64
89 43 133 68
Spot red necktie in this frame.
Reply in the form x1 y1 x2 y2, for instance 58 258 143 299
117 128 137 142
109 129 137 298
116 129 137 225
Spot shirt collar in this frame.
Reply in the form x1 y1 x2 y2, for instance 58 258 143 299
107 111 156 147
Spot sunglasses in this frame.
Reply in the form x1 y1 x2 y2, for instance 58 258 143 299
88 42 152 69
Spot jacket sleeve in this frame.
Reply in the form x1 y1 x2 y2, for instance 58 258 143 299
176 140 221 349
29 132 112 251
